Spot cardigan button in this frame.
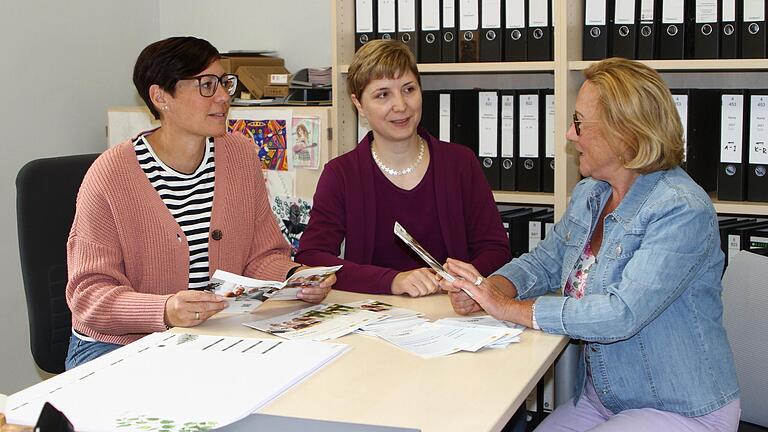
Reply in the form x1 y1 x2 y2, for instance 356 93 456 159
211 229 223 241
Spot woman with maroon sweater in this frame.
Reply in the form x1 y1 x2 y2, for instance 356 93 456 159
296 40 509 297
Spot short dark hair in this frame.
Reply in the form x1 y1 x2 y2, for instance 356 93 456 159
133 36 220 119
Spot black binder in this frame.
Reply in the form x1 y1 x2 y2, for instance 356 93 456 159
504 0 528 61
499 207 532 251
480 0 503 61
671 89 721 193
718 91 748 201
397 0 419 56
637 0 659 59
509 208 550 257
583 0 611 60
451 89 480 155
459 0 480 61
356 0 377 51
528 209 555 252
542 90 555 193
740 0 767 58
693 0 720 59
420 90 440 137
727 221 768 263
720 0 738 58
478 90 501 189
442 0 458 61
377 0 398 41
527 0 552 61
420 0 442 62
748 91 768 202
517 91 542 192
659 0 686 59
500 90 517 191
719 218 756 259
611 0 639 59
748 226 768 249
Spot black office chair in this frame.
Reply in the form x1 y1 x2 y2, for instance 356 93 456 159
16 154 100 374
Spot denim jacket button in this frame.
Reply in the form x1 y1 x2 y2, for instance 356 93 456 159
614 245 622 256
566 232 571 241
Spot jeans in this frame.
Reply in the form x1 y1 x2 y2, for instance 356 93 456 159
64 333 122 370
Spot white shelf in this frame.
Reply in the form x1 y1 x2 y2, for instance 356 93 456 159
570 59 768 72
339 61 555 75
493 191 555 206
713 198 768 216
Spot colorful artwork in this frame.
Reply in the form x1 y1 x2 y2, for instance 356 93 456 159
292 116 321 169
271 195 312 257
228 119 288 171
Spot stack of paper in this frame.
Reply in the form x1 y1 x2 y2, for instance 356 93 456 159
243 303 384 341
346 300 429 336
434 316 524 349
5 333 348 432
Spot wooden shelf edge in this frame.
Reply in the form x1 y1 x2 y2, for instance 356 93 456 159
570 59 768 72
339 62 555 75
493 191 555 205
713 198 768 216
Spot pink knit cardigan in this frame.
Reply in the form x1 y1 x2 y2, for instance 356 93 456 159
66 133 295 345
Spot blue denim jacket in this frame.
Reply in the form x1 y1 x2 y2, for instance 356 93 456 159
495 167 739 416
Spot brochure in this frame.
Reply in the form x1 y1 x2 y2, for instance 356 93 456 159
394 222 455 282
210 265 342 313
243 303 384 341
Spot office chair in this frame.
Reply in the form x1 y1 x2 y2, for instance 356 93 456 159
15 153 100 374
721 250 768 428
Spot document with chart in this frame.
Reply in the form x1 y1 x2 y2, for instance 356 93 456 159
5 332 349 432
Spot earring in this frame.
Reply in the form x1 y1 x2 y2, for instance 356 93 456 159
162 105 168 111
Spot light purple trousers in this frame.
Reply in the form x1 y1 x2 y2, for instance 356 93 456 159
535 377 741 432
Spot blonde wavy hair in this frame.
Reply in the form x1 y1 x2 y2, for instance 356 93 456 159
583 58 683 173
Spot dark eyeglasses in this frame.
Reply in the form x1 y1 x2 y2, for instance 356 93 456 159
572 112 599 136
179 73 238 97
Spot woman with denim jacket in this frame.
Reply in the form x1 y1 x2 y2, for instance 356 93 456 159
441 58 740 431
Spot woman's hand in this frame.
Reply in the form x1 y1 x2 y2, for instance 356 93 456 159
164 290 228 328
391 268 442 297
442 259 516 321
296 270 335 304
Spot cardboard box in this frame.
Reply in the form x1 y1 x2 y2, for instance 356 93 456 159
236 65 291 99
220 54 283 74
263 85 290 97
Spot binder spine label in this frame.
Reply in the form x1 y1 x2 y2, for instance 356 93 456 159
721 94 744 164
501 95 515 158
662 0 684 23
744 0 766 22
519 94 539 158
379 0 397 32
672 94 689 162
529 1 549 27
585 0 608 25
479 91 499 157
357 0 374 32
444 0 456 27
460 0 479 30
615 0 636 25
422 0 441 30
439 94 452 142
640 0 655 21
749 95 768 164
398 0 417 31
529 221 542 251
505 0 525 28
545 94 555 158
482 0 502 28
722 0 736 22
695 0 718 23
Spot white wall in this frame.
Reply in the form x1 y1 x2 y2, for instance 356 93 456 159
0 0 331 395
158 0 332 73
0 0 159 394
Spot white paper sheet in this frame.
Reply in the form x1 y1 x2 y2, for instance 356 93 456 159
244 303 384 341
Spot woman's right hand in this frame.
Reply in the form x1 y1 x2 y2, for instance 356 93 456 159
164 290 228 328
447 290 483 315
391 268 441 297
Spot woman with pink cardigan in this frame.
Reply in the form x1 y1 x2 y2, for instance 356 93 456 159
64 37 335 369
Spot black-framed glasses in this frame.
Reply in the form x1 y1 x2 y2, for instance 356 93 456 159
572 112 598 136
180 73 238 97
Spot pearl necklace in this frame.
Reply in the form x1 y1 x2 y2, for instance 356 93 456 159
371 137 425 176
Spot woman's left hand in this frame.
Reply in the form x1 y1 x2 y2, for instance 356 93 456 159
443 259 514 321
296 269 335 303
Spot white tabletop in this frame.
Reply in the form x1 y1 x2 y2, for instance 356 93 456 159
174 290 567 432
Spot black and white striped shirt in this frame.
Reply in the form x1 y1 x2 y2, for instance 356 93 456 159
134 135 215 290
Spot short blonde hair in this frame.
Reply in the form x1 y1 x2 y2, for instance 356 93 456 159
583 58 683 173
347 39 421 100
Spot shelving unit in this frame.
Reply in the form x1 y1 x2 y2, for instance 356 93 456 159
330 0 768 219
